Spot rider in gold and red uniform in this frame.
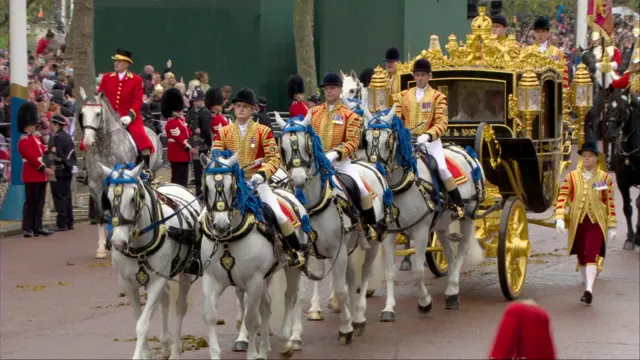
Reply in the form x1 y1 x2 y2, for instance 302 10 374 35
525 17 570 91
287 74 308 119
96 49 155 170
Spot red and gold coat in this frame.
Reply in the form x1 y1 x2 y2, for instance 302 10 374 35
555 169 616 254
210 113 229 142
18 133 48 183
396 87 448 140
165 117 192 163
289 100 309 119
213 121 280 180
309 101 361 160
524 43 570 91
98 71 155 153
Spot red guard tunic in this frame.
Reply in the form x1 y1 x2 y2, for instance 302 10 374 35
289 100 309 119
212 121 280 180
18 133 48 183
210 112 229 142
165 116 192 163
97 71 155 153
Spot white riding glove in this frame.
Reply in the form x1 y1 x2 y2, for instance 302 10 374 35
417 134 431 145
326 151 339 163
251 173 265 185
555 219 566 235
607 228 616 242
71 165 79 174
120 115 132 126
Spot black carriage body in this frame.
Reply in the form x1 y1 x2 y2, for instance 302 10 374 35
399 68 565 213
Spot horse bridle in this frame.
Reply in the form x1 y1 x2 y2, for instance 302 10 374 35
281 124 314 181
608 99 639 157
202 161 239 236
106 181 148 240
363 118 397 173
82 103 104 133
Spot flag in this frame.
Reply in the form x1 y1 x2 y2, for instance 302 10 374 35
587 0 614 40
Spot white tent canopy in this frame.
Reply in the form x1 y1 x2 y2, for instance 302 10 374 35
613 6 639 19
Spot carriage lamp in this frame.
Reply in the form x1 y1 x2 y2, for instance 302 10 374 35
517 69 541 138
368 66 389 112
571 63 593 149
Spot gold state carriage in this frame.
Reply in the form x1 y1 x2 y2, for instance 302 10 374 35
368 6 591 300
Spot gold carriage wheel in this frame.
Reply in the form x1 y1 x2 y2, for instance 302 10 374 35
425 232 449 277
497 197 530 300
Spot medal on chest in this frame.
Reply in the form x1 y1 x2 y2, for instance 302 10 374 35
592 181 607 191
421 102 432 113
250 136 256 148
332 114 344 125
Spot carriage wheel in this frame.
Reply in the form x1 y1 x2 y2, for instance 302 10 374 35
425 232 448 277
497 197 530 300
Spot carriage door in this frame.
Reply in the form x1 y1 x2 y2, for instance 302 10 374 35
538 72 561 204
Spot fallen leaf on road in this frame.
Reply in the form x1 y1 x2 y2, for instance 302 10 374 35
58 281 70 286
117 292 126 297
16 284 46 291
88 261 111 268
181 335 209 351
66 262 74 266
530 259 549 264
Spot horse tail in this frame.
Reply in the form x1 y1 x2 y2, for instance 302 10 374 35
268 268 288 334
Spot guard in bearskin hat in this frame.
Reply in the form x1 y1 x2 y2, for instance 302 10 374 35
489 300 557 359
94 48 156 173
383 47 402 100
186 87 212 196
359 68 375 88
48 114 77 231
556 141 617 305
213 88 306 268
163 88 192 187
287 74 309 119
17 102 54 237
310 72 386 244
396 58 466 218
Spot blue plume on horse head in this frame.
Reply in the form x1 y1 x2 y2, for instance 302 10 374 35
103 162 142 187
205 149 263 222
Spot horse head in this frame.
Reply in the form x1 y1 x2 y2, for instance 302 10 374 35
606 88 639 144
99 162 146 252
200 152 239 235
274 111 314 188
361 104 398 172
79 86 119 149
341 69 362 103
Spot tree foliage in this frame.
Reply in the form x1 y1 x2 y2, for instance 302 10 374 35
0 0 56 48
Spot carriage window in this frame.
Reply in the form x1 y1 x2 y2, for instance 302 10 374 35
430 79 506 123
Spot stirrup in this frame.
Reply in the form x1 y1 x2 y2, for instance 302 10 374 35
288 250 305 268
365 224 378 242
141 169 154 181
451 206 465 220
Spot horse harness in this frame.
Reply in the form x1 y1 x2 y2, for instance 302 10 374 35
199 171 317 286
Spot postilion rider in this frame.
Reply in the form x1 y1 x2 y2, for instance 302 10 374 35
48 114 78 232
82 48 156 173
491 14 520 57
309 72 387 242
555 141 616 305
213 88 306 268
186 87 213 197
527 17 570 91
17 102 55 238
383 47 402 103
396 58 466 217
163 88 193 188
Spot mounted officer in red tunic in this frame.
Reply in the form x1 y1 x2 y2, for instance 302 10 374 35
287 74 309 119
96 48 155 170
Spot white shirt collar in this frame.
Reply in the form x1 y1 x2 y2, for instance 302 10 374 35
538 40 549 52
237 121 249 136
415 86 428 102
118 71 127 80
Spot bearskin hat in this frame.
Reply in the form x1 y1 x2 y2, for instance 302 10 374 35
161 87 185 118
205 87 224 108
287 74 305 100
232 88 257 107
384 47 400 62
17 102 39 133
533 16 551 30
359 68 375 88
412 58 432 73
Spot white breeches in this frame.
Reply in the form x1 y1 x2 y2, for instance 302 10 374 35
255 182 288 225
333 158 369 197
424 138 452 181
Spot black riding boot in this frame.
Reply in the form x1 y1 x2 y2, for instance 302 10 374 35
361 207 386 242
142 155 153 180
280 221 305 268
448 188 465 218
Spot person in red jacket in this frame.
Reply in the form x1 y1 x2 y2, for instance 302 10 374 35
206 87 228 142
36 30 54 56
489 300 557 360
17 102 55 238
94 48 155 171
163 88 193 187
287 74 308 119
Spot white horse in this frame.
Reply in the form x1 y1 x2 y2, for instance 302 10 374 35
78 87 163 259
359 106 486 313
99 162 201 359
341 70 368 109
275 111 388 343
199 153 305 359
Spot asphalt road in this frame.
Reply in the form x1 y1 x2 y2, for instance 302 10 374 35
1 182 638 359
